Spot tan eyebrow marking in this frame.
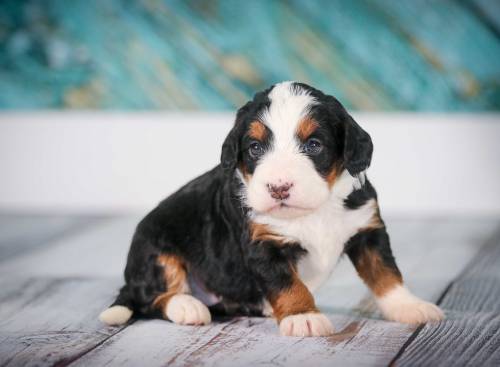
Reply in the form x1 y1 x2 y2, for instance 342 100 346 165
248 121 267 141
296 117 319 141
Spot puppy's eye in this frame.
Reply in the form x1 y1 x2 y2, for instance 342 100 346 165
303 138 323 155
249 141 264 158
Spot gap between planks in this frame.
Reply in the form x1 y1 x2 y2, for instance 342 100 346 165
52 320 136 367
389 224 500 366
1 216 497 367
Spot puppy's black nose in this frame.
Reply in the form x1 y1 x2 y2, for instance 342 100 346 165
267 183 292 200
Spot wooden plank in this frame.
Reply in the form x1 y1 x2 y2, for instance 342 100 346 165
64 217 498 366
72 315 415 367
0 216 496 366
0 277 126 367
0 216 138 367
0 216 140 278
393 311 500 367
393 226 500 366
0 214 104 261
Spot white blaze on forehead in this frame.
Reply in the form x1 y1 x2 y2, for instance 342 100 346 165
245 81 328 217
260 82 317 150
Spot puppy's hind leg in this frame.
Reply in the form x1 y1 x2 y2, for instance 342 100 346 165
154 255 211 326
99 285 134 326
100 238 210 326
346 226 444 324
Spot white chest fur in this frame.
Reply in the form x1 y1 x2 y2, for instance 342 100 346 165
252 171 377 293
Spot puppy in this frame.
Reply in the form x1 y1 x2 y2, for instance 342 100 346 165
100 81 443 336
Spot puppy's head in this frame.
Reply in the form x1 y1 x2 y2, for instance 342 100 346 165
221 81 372 219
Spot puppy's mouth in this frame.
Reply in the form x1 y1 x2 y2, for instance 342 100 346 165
262 202 314 217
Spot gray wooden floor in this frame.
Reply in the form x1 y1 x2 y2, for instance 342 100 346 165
0 214 499 367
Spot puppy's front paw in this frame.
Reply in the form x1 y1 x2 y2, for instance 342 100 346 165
279 313 334 337
383 299 444 324
166 294 211 325
377 286 444 324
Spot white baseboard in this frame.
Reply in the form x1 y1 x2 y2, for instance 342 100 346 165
0 112 499 215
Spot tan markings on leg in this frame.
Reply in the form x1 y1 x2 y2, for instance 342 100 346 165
249 222 288 244
248 121 267 141
268 271 318 322
359 201 385 232
296 117 319 141
153 254 189 315
354 248 402 297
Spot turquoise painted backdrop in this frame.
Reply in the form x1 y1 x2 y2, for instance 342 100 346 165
0 0 499 110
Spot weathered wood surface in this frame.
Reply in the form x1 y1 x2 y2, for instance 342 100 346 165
0 214 103 261
0 216 138 278
0 277 124 367
0 215 499 366
73 316 415 367
392 228 500 366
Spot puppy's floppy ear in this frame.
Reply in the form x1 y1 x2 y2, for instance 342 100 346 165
220 101 251 172
343 113 373 176
323 94 373 176
221 124 241 172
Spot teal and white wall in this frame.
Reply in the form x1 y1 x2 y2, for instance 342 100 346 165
1 1 499 215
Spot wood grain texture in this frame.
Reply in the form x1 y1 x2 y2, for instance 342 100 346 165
73 315 416 367
393 227 500 366
0 277 126 367
0 214 105 261
0 0 498 110
0 216 139 278
394 311 500 367
0 215 498 366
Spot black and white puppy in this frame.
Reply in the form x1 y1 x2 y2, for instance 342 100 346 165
100 82 443 336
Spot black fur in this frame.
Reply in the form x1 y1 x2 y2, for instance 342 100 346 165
345 226 402 283
109 82 396 321
342 179 400 277
221 88 272 173
293 83 373 176
344 179 378 210
112 165 306 317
